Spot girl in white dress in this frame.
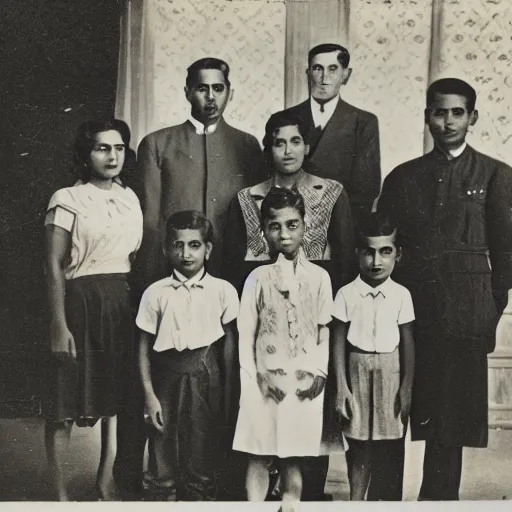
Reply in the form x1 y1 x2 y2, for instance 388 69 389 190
233 187 334 512
44 119 143 500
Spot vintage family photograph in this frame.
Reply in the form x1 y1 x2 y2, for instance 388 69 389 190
1 0 511 508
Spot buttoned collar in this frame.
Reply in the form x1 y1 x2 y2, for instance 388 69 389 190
188 115 218 135
169 268 207 289
354 275 394 298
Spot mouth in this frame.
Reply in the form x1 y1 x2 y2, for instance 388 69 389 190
181 261 195 266
204 104 217 113
371 268 384 274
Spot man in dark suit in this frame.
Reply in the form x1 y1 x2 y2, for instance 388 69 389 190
273 43 381 223
267 44 382 502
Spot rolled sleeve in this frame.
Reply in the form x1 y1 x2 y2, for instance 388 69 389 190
398 289 415 325
332 288 349 323
222 282 240 325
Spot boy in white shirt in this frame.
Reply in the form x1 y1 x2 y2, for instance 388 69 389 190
332 214 415 500
137 210 239 500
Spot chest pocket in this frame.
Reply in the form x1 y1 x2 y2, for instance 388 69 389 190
460 186 487 247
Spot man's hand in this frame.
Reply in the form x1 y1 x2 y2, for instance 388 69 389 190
335 387 353 421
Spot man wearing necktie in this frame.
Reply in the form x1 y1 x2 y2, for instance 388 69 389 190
122 58 265 500
268 43 381 225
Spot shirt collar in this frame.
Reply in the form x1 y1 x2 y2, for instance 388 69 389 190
310 94 339 117
436 142 467 161
188 115 218 135
170 268 207 289
355 275 393 298
276 247 308 272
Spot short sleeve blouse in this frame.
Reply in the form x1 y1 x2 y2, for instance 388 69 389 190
45 182 143 280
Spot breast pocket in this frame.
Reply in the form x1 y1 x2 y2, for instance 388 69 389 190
461 187 486 246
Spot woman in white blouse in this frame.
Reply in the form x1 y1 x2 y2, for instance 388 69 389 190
44 119 143 500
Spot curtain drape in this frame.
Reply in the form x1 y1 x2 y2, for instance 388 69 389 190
116 0 512 177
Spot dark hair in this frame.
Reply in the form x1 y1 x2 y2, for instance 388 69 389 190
356 213 400 249
262 112 309 152
260 187 306 225
186 57 231 89
73 118 131 182
165 210 214 247
426 78 477 113
308 43 350 69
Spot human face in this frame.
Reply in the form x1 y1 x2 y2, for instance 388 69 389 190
185 69 232 126
357 234 400 287
88 130 125 183
425 93 478 152
166 228 212 279
263 207 305 260
308 51 350 102
271 125 309 176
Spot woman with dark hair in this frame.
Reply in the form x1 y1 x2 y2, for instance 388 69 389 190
44 119 143 500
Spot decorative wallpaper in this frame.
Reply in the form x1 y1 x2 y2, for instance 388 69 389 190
429 0 512 165
149 0 286 144
118 0 512 172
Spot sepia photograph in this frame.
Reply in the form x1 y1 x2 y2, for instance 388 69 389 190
0 0 511 508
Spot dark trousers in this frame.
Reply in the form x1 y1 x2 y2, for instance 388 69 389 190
113 402 147 495
301 456 330 501
419 442 463 501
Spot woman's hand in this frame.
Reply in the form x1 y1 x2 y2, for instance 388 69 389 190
50 321 76 363
296 375 326 401
145 395 164 433
335 387 353 420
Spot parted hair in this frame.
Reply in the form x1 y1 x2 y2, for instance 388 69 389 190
73 118 131 182
426 78 477 113
186 57 231 89
260 187 306 225
165 210 214 246
308 43 351 69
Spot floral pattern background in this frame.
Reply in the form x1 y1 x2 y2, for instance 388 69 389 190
117 0 512 174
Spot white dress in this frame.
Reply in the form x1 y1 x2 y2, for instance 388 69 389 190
233 250 334 458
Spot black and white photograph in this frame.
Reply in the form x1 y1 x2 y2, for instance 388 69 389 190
1 0 511 507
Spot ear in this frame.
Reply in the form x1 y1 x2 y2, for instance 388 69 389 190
304 144 310 157
342 67 352 85
424 108 429 125
205 242 213 261
469 109 479 126
184 86 190 101
228 88 234 103
395 246 403 263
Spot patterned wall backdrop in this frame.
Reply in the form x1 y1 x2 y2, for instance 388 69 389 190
117 0 512 171
427 0 512 165
343 0 433 178
118 0 286 147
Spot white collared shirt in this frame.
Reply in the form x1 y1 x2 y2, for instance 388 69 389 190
136 270 239 352
188 115 218 135
438 142 467 161
333 276 415 353
310 94 339 129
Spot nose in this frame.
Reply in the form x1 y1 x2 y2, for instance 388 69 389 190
280 227 291 240
206 87 214 101
108 148 118 163
445 111 455 126
284 143 291 155
182 245 191 258
373 252 383 266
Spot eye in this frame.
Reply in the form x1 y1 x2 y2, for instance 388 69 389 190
114 145 125 152
213 84 225 93
273 140 285 148
95 145 110 152
433 109 445 118
195 85 208 93
381 247 393 255
190 241 201 249
291 137 303 145
311 65 323 73
287 221 299 230
453 108 465 117
328 65 339 73
268 223 280 231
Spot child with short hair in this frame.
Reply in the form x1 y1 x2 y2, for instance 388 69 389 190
137 210 239 501
332 214 415 500
233 187 337 512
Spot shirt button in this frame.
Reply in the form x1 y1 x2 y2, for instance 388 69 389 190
438 178 443 182
212 198 216 202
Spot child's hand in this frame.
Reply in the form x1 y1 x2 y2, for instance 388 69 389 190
50 322 76 362
296 375 326 401
397 385 412 424
257 372 286 403
146 395 164 433
335 388 353 420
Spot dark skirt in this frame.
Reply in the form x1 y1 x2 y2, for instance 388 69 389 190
44 273 136 425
